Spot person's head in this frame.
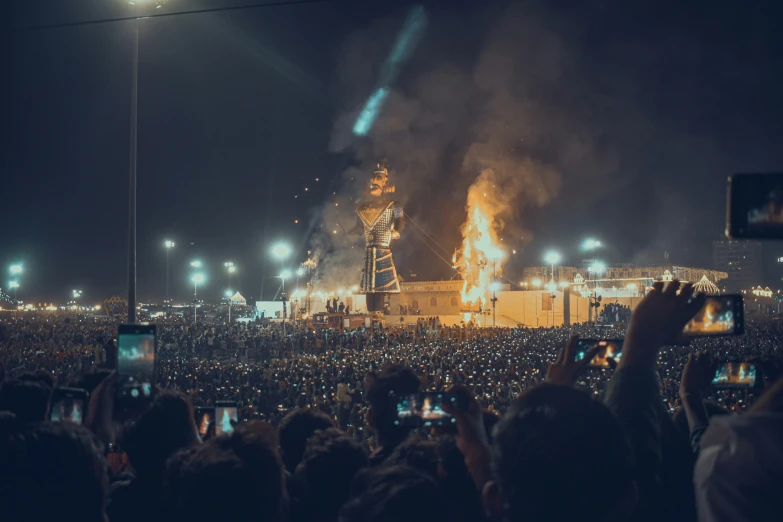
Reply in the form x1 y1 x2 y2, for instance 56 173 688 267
0 419 109 522
165 421 286 522
340 465 448 522
489 384 636 522
385 438 439 480
123 390 199 479
0 378 52 423
366 365 420 447
277 407 334 472
294 428 369 522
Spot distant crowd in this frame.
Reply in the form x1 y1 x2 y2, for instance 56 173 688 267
1 280 782 522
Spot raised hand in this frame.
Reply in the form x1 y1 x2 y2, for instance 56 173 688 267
622 280 705 369
546 336 603 387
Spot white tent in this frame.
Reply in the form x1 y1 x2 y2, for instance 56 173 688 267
230 292 246 306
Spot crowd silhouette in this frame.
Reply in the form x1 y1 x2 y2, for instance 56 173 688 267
1 280 782 522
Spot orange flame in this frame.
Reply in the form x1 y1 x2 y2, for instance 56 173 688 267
455 179 505 307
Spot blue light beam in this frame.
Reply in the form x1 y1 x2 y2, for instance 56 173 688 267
352 5 428 137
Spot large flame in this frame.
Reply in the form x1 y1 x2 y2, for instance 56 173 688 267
455 179 505 308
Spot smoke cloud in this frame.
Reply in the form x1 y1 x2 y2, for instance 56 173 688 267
309 2 657 288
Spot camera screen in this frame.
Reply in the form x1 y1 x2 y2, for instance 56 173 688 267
683 297 736 336
50 398 85 425
746 179 783 233
117 333 155 399
215 406 238 435
576 340 623 368
713 362 756 387
196 409 214 437
396 393 454 427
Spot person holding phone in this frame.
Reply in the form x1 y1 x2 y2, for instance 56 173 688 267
108 391 201 522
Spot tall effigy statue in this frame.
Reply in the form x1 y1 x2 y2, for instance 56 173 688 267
353 162 405 312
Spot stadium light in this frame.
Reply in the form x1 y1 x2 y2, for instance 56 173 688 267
9 264 23 275
532 279 541 288
582 238 602 251
279 270 292 280
225 289 233 298
296 267 305 277
588 261 606 274
270 242 292 261
191 273 205 284
190 260 202 268
164 240 175 249
544 251 561 265
9 281 19 289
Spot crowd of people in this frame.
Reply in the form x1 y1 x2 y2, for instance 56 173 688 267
1 280 782 522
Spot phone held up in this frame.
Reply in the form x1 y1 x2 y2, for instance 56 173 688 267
727 173 783 239
394 391 467 428
575 339 623 368
194 407 216 438
683 295 744 337
214 400 238 436
116 324 156 408
712 361 758 389
50 387 89 425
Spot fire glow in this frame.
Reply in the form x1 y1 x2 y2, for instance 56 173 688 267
455 180 505 308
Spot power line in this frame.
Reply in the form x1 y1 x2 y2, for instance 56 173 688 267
13 0 354 32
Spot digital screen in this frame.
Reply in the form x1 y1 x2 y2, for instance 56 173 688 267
683 297 736 335
215 406 238 435
395 393 455 427
195 409 214 437
746 180 783 232
576 340 623 368
50 397 85 424
713 362 756 387
117 332 155 399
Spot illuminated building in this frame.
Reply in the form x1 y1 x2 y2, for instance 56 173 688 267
713 239 763 291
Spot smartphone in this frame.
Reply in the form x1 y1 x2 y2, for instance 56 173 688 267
194 407 215 438
727 173 783 239
395 392 461 428
215 401 238 436
116 324 156 405
575 339 623 368
712 361 758 388
683 295 744 336
50 387 89 425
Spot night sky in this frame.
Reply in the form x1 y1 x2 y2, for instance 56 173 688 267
4 0 783 304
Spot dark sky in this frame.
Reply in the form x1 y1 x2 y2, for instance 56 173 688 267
3 0 783 304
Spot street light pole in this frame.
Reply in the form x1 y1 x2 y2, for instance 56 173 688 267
127 18 139 325
194 279 198 326
164 240 175 305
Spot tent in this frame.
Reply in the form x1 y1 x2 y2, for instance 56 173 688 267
230 292 247 306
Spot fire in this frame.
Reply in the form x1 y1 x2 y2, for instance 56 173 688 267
455 178 505 307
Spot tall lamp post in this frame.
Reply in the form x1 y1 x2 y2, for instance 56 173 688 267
582 239 602 321
164 240 175 304
8 264 22 321
544 251 561 327
190 260 204 326
8 281 20 321
224 289 234 323
279 270 292 336
224 262 236 322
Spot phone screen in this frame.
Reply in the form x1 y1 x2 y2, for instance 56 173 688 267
50 393 86 425
195 408 214 437
395 393 455 427
215 406 238 435
728 173 783 238
712 362 757 388
117 325 156 401
683 296 743 336
576 340 623 368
